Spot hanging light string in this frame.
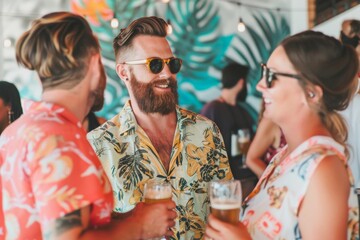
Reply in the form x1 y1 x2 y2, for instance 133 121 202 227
223 0 305 12
237 18 246 32
167 19 173 35
0 0 313 20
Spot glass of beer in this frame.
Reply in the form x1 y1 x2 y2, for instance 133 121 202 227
144 179 172 204
209 180 242 225
144 180 172 240
238 128 251 168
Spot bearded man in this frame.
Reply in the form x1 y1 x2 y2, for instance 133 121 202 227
87 16 233 240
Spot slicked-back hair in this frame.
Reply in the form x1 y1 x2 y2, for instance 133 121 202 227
113 16 168 63
16 12 100 90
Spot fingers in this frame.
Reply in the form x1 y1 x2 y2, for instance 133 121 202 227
168 208 177 220
208 214 223 231
163 199 176 209
205 224 222 240
164 227 174 237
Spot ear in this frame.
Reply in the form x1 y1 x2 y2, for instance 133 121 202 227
88 54 101 89
237 78 245 89
306 85 323 103
116 63 129 83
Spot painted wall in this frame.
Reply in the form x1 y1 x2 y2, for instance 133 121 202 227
1 0 294 119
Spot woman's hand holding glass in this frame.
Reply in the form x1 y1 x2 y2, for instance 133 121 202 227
205 214 251 240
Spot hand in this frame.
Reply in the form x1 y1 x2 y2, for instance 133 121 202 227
205 214 251 240
132 201 177 239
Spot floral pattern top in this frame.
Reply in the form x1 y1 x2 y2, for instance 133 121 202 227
0 100 113 239
0 176 4 240
241 136 359 239
87 100 233 240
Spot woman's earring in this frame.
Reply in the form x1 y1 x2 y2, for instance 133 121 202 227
8 109 13 124
308 92 315 98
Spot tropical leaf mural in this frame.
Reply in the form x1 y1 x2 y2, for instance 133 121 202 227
2 0 290 120
166 0 233 112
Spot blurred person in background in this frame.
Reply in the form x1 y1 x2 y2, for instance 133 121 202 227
0 81 23 135
201 63 256 180
246 101 286 179
339 19 360 189
340 19 360 61
0 12 176 240
206 30 359 240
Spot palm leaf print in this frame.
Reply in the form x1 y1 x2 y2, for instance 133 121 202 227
117 148 154 190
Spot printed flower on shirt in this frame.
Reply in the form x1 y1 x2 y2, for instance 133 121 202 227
267 186 288 209
186 128 227 182
176 198 205 240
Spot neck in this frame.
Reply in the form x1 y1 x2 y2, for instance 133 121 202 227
280 112 330 154
220 89 237 106
42 87 90 122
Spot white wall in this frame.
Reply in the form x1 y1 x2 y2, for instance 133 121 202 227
289 0 308 34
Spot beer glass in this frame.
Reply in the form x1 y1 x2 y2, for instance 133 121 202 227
144 179 172 240
238 128 251 168
144 179 172 204
209 180 242 225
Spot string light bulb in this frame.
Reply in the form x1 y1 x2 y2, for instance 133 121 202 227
110 16 119 29
237 18 246 32
162 0 170 3
167 19 173 35
3 38 13 48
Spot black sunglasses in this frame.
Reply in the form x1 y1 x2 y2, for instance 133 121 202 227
260 63 302 88
122 57 182 74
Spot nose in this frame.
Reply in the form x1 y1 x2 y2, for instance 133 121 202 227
159 62 173 78
256 75 267 93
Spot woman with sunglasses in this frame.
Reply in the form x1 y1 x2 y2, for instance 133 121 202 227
205 30 359 239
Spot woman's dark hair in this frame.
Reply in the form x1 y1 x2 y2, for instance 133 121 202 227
281 30 359 155
0 81 23 122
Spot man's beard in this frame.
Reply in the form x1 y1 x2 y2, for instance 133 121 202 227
90 64 106 112
130 73 178 115
90 89 105 112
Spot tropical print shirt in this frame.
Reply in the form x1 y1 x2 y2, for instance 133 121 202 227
0 100 113 239
241 136 359 240
87 100 233 240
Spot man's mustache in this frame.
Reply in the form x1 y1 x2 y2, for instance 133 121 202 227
152 77 177 88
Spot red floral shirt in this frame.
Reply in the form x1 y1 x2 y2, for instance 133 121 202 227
0 100 113 239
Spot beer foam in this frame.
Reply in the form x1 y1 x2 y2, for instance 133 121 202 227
144 188 172 199
238 136 250 143
211 200 241 209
